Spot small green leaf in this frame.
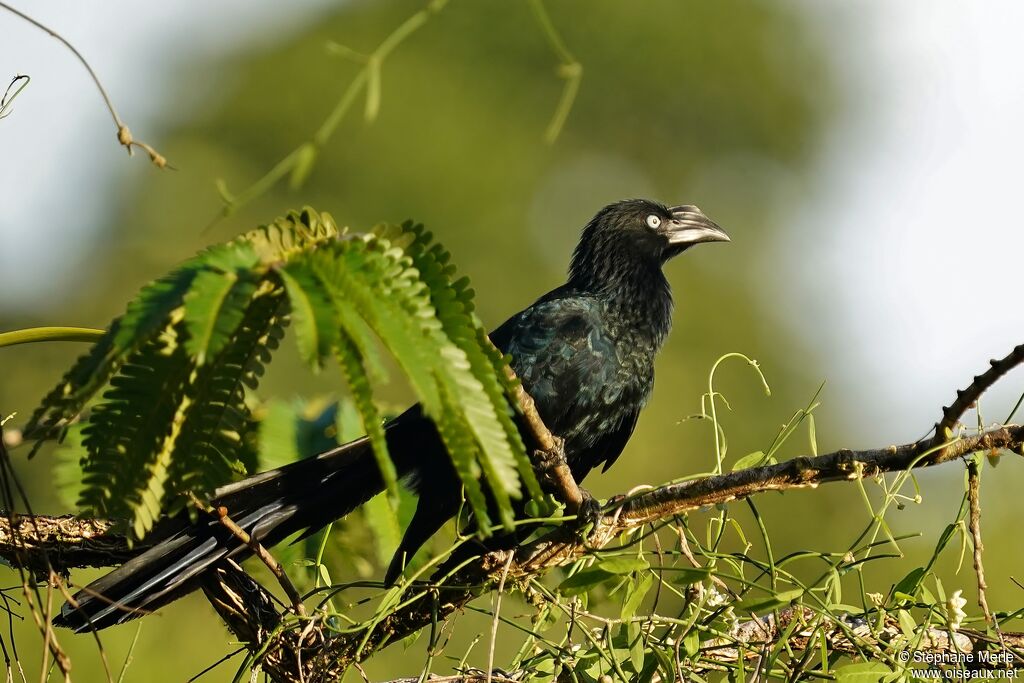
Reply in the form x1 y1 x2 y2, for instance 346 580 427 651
829 604 866 614
620 572 653 620
897 609 916 639
732 450 767 470
596 556 649 575
892 567 926 601
682 629 700 657
737 588 803 613
335 398 364 442
932 523 958 559
280 265 337 371
183 268 257 364
258 400 302 470
651 646 674 681
833 662 893 682
53 424 86 508
627 621 644 672
670 567 712 586
559 568 614 596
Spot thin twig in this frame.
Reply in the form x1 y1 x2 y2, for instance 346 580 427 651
0 2 168 167
210 0 448 224
526 0 582 143
53 575 114 683
0 74 29 120
214 506 306 617
485 553 514 683
0 422 71 682
967 459 994 626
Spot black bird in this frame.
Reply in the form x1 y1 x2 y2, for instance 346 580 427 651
54 199 728 632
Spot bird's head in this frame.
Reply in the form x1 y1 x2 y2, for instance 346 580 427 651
568 199 729 292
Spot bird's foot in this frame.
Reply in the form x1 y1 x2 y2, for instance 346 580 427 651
532 437 568 486
574 487 603 531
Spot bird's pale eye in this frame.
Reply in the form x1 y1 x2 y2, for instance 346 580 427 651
646 214 661 229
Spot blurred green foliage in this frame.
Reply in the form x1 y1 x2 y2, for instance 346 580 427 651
4 1 1018 681
0 0 836 678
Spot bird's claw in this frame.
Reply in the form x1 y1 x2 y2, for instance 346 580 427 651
574 488 603 530
532 439 568 490
533 438 567 467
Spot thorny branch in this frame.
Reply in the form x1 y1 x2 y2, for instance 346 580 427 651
1 346 1023 681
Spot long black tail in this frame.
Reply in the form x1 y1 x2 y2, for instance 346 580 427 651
54 431 396 632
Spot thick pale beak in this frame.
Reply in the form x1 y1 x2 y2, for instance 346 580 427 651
664 205 730 245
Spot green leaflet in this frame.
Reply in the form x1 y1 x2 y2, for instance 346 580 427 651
832 663 894 681
435 383 490 530
167 280 288 515
299 235 503 527
241 207 340 263
257 399 305 471
362 493 402 567
394 222 541 505
33 210 327 537
34 207 533 543
78 325 193 531
308 240 441 410
559 567 616 596
279 264 338 371
23 265 200 446
114 266 202 350
257 397 351 471
334 330 399 505
53 423 86 508
183 243 261 364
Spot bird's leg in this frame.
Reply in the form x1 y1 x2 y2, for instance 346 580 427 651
532 435 583 508
531 436 604 529
574 487 604 530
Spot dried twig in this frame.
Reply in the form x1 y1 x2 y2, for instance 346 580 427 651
967 459 994 626
0 74 29 119
213 505 306 618
485 553 514 683
0 1 168 167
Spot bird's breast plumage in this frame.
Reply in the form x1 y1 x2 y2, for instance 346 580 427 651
493 290 666 477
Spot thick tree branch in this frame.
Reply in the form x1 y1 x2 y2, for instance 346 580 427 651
0 514 133 574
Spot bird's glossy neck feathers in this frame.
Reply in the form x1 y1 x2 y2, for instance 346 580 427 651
567 230 674 347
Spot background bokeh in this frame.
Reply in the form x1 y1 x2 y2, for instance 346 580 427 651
2 1 1023 680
